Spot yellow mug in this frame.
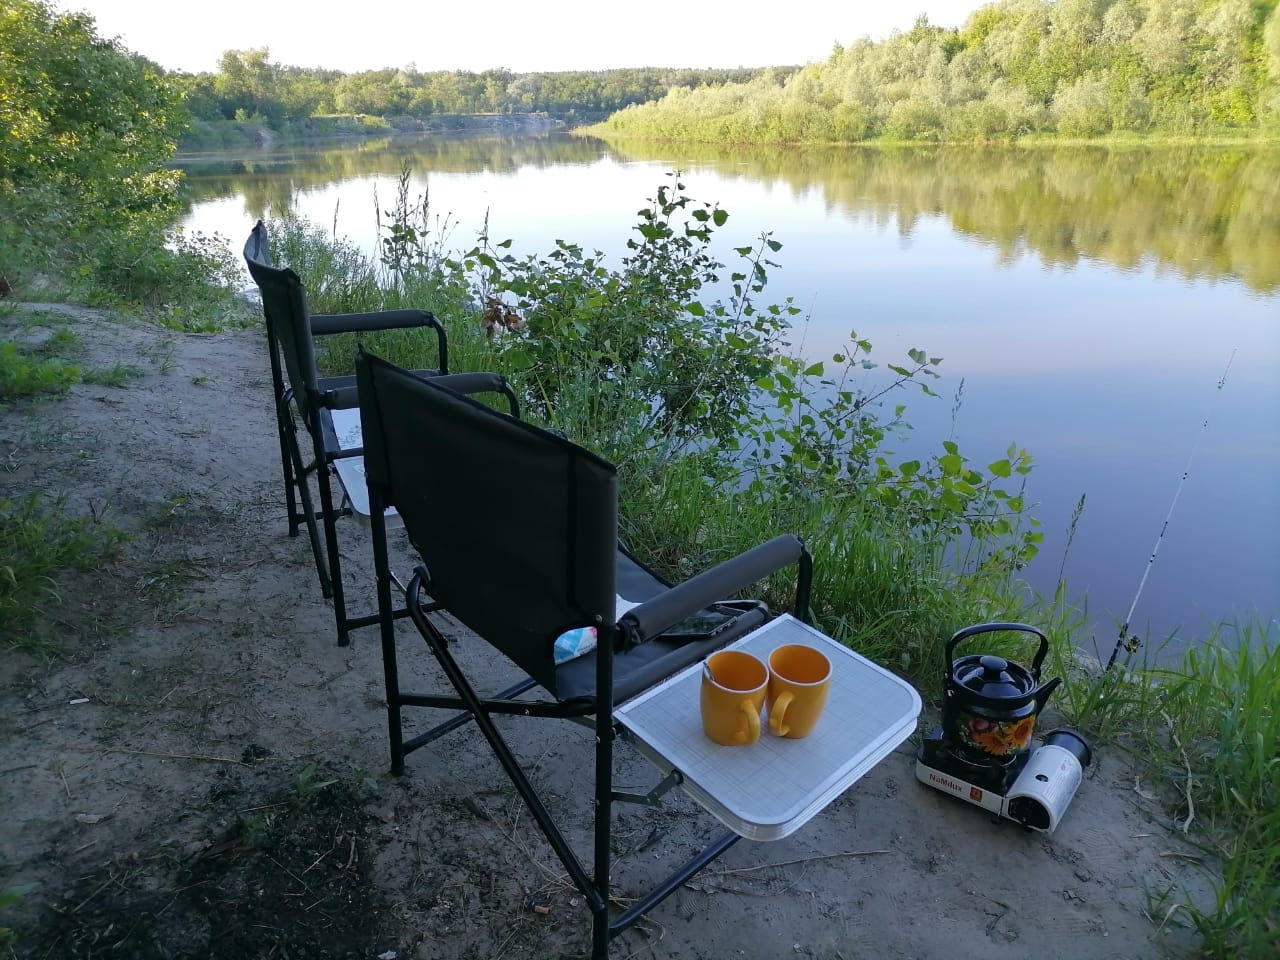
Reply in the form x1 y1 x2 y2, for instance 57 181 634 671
700 650 768 746
767 644 831 739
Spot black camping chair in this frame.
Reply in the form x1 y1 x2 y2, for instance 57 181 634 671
355 350 814 960
244 220 517 645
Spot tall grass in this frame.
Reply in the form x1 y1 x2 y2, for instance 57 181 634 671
266 173 497 380
1056 622 1280 958
1161 624 1279 958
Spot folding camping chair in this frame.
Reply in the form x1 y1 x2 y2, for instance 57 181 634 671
244 221 517 645
355 351 922 959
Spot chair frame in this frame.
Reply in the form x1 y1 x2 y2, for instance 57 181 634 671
245 220 462 645
356 351 814 959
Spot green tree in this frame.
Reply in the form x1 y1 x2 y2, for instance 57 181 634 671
0 0 186 197
1266 3 1280 119
214 48 280 121
0 0 189 290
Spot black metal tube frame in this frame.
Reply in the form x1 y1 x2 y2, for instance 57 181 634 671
366 468 815 958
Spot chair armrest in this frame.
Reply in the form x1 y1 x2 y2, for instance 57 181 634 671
430 372 520 417
310 309 441 336
621 535 808 641
325 371 517 414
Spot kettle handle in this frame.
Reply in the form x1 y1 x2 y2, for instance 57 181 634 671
944 622 1049 684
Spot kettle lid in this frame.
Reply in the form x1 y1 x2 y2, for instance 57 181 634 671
954 655 1032 700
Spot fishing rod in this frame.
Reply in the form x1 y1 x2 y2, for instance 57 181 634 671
1105 349 1236 670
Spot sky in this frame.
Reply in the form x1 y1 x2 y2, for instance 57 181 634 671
54 0 991 74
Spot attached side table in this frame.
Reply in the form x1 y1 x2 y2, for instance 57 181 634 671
328 407 401 529
615 614 921 841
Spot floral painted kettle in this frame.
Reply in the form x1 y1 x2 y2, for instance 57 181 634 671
941 622 1063 762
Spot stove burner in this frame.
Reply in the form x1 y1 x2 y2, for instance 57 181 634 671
915 727 1092 833
919 730 1026 792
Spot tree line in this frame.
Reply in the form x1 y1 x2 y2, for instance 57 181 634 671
598 0 1280 142
176 51 786 127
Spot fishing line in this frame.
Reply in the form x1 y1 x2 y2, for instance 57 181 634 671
1105 349 1236 670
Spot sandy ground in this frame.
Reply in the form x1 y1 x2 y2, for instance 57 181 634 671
0 305 1214 959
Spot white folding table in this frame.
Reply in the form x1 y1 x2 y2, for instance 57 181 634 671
615 613 921 841
328 407 400 528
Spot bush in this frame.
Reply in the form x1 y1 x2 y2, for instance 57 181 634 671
464 176 797 447
884 98 946 141
274 179 1045 674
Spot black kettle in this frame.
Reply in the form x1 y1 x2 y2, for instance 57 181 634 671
941 622 1063 761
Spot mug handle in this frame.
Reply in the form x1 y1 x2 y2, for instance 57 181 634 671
738 700 761 744
768 691 794 737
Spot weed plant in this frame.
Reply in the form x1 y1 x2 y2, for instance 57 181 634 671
0 341 81 399
1048 619 1279 958
1149 624 1278 958
0 333 143 402
270 176 1274 956
0 493 126 647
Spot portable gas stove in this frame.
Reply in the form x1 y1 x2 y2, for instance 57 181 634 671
915 726 1092 832
913 622 1093 833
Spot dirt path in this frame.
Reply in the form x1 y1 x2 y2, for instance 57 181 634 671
1 305 1211 959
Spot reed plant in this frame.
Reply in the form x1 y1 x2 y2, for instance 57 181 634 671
1053 621 1279 958
1155 623 1279 958
266 175 497 379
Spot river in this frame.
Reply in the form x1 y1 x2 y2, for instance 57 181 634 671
176 132 1280 659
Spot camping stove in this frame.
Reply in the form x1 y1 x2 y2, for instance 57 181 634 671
915 726 1092 833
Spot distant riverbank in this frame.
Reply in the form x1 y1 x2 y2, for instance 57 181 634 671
178 112 566 152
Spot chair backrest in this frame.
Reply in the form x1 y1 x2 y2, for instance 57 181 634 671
243 221 323 426
243 218 273 267
356 350 618 693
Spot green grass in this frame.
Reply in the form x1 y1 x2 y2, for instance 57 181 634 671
0 319 135 648
1158 625 1279 958
0 883 36 952
1057 622 1280 958
0 493 127 649
0 341 81 399
82 362 144 387
0 335 146 401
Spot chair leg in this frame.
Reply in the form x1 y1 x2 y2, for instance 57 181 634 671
315 462 350 645
394 601 752 959
399 676 538 760
370 504 407 773
592 647 616 960
608 830 740 937
267 343 300 538
281 410 333 600
410 608 604 911
277 411 301 538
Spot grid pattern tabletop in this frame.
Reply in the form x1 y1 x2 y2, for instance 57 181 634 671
328 407 399 527
616 614 921 841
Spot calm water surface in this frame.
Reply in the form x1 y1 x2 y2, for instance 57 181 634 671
178 134 1280 658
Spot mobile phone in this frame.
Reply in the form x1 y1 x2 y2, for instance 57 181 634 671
658 610 736 639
